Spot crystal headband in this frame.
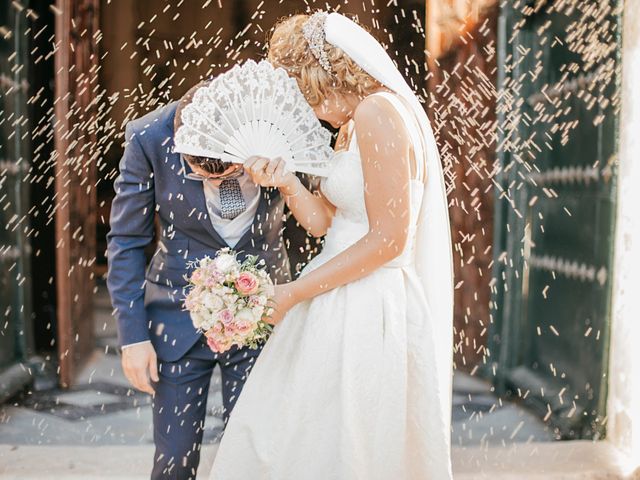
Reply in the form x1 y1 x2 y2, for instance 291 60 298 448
302 11 331 73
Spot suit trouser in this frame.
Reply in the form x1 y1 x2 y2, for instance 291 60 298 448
150 337 261 480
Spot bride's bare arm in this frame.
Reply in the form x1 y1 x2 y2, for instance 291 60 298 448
279 176 336 238
271 96 413 321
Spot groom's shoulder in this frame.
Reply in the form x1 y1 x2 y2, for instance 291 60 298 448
126 101 178 139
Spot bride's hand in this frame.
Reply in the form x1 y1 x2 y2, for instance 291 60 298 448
245 156 297 190
265 283 299 325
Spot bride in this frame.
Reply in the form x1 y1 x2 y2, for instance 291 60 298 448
209 12 454 479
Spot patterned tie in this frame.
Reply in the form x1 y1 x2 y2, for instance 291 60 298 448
219 178 247 220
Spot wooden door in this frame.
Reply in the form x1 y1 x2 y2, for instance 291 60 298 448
54 0 100 387
490 0 621 439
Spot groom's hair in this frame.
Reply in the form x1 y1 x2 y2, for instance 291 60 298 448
174 80 233 175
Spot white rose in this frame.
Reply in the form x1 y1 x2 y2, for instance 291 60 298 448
223 294 239 306
200 256 213 268
214 253 239 274
190 310 206 329
211 286 226 297
200 317 215 331
236 308 257 325
202 293 224 312
252 305 265 319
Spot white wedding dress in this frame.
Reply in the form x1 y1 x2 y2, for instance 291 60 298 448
209 92 452 479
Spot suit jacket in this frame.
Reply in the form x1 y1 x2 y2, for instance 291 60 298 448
106 102 292 362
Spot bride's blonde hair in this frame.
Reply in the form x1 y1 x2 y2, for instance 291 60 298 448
268 14 382 107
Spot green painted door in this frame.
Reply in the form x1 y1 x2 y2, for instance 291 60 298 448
0 2 33 395
489 1 621 439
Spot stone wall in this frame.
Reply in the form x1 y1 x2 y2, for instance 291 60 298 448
607 0 640 475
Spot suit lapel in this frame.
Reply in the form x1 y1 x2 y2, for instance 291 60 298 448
234 187 272 251
178 168 230 249
164 111 229 249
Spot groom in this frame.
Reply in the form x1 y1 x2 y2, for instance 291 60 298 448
107 81 299 479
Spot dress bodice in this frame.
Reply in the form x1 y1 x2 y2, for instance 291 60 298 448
319 92 426 266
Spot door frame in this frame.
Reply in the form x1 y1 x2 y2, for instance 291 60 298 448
53 0 99 387
0 1 35 402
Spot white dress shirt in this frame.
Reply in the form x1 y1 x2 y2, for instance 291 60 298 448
122 173 261 349
202 172 261 247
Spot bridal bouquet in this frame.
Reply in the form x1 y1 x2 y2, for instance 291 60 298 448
184 249 274 353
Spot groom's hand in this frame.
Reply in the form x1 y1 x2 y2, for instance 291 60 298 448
122 342 159 395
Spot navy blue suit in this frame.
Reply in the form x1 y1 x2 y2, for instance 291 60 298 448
106 102 292 479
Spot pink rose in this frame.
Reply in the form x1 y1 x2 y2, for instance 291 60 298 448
235 272 259 296
205 322 234 353
223 321 237 333
190 269 203 285
249 295 266 307
206 265 225 283
217 309 234 326
230 308 257 336
232 319 253 335
206 334 233 353
207 323 224 335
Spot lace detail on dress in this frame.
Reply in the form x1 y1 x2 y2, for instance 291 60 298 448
321 151 367 224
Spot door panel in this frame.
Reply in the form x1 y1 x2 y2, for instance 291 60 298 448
0 2 34 380
490 1 620 439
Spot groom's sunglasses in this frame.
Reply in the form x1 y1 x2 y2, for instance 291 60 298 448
180 154 244 181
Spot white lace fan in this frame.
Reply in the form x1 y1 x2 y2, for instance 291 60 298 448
173 60 334 177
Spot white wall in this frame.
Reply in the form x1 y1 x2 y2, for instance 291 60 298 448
607 0 640 476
